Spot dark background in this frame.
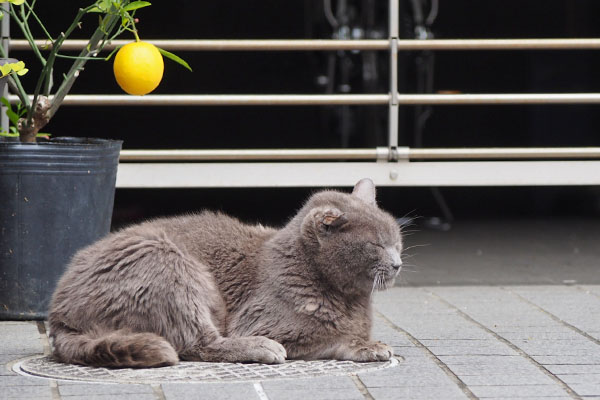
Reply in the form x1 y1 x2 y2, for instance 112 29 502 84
9 1 600 228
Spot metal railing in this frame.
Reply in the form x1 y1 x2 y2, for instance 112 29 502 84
119 147 600 162
7 0 600 186
11 38 600 51
10 93 600 106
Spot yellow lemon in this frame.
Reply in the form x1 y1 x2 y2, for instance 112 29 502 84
113 41 164 95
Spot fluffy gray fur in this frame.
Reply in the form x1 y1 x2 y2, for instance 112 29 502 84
48 178 403 367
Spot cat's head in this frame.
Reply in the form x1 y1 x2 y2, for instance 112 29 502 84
298 178 403 294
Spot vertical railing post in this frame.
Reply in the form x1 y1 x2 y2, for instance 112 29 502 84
1 2 10 133
388 0 399 160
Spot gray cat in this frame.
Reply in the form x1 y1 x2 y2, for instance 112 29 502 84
48 178 403 368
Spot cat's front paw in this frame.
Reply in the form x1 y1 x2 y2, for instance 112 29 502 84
347 340 393 362
243 336 287 364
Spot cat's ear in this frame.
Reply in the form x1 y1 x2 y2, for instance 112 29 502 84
352 178 376 206
301 207 348 240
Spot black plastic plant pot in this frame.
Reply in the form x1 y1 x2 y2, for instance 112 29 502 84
0 137 122 320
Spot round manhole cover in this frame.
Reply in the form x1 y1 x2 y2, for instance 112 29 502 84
14 355 399 384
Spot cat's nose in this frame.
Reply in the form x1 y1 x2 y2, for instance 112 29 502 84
392 262 402 271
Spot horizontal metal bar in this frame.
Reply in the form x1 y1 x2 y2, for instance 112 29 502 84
10 38 600 52
408 147 600 160
8 94 388 106
120 147 600 161
120 148 379 161
11 93 600 106
115 161 600 188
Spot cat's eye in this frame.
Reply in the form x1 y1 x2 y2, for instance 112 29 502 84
368 242 385 249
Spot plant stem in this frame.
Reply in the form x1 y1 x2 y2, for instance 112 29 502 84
7 6 46 66
47 10 120 119
22 0 53 41
0 43 30 108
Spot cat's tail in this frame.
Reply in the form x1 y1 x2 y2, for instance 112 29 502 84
51 327 179 368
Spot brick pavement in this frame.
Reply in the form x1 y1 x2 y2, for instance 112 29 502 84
2 285 599 400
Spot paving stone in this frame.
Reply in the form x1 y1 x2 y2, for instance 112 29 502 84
359 370 454 388
0 374 49 386
474 398 572 400
510 339 598 356
557 373 600 384
393 347 427 357
261 376 358 390
445 362 541 376
427 345 518 356
261 376 364 400
162 382 260 400
0 323 43 355
59 395 156 400
422 339 518 357
498 330 585 340
510 286 600 335
368 385 468 399
546 364 600 374
267 388 364 400
569 383 600 396
58 383 154 396
532 355 600 365
468 384 569 398
437 355 530 365
459 373 555 386
0 385 52 399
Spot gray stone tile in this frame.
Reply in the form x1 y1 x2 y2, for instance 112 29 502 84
445 362 541 376
265 388 364 400
261 376 357 390
162 382 260 400
498 331 584 340
0 323 44 355
570 383 600 396
557 373 600 384
437 355 527 365
547 364 600 374
368 385 468 399
59 395 156 400
262 376 364 400
468 384 569 398
511 339 598 356
510 286 600 335
459 373 555 386
0 374 49 386
359 370 455 388
474 398 572 400
0 385 52 399
58 383 154 396
428 345 517 356
532 355 600 365
392 347 427 357
422 339 518 356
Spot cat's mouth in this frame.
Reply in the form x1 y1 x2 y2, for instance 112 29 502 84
370 265 400 292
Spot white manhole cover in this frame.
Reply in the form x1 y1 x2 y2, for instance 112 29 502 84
14 355 399 384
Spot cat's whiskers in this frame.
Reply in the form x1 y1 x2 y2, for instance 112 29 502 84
402 243 430 252
370 274 378 297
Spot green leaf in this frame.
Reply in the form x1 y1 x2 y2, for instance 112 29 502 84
6 109 19 126
97 0 111 11
123 1 151 12
87 7 104 13
0 97 10 109
157 47 193 72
